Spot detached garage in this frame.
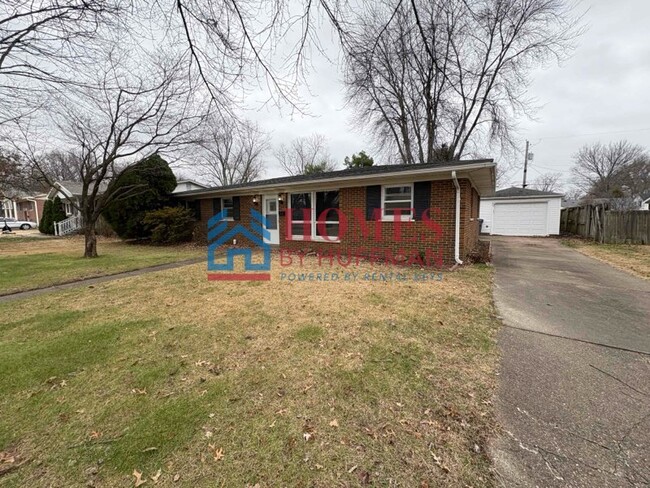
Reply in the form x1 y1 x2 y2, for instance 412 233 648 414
480 187 563 236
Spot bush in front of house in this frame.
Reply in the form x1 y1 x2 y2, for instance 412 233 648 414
52 196 66 223
103 154 177 239
39 197 67 235
39 200 53 234
142 206 195 245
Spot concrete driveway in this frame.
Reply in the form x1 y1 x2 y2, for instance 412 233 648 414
490 237 650 487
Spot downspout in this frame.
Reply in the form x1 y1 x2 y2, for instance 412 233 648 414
451 171 463 265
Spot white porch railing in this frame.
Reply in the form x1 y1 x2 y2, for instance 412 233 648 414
54 215 83 236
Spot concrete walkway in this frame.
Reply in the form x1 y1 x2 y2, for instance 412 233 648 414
0 258 203 303
490 237 650 487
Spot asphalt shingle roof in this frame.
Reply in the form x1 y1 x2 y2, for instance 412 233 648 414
177 159 494 195
58 180 108 196
492 186 563 198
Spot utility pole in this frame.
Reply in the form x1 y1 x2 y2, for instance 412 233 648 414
522 140 529 188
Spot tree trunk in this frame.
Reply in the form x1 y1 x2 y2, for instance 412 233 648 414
83 222 98 258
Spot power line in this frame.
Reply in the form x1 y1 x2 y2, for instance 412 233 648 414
532 126 650 143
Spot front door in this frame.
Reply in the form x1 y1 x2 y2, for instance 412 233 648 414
263 195 279 245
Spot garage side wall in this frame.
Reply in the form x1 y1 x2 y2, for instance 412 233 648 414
546 197 561 235
479 200 495 234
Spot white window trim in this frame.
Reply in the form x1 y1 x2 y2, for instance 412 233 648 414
381 184 414 221
288 190 341 243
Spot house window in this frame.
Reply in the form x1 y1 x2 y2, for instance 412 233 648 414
64 203 73 215
289 193 312 237
382 185 413 220
315 191 340 239
222 197 234 219
289 191 340 241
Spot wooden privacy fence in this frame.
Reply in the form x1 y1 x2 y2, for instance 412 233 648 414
561 205 650 244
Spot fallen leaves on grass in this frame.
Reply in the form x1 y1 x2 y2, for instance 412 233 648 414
133 469 146 486
150 469 162 483
0 452 14 464
88 431 102 440
431 452 450 473
208 444 224 461
329 419 339 427
356 469 371 484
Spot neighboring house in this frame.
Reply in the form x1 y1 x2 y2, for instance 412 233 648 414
46 180 108 216
174 160 496 266
480 187 563 237
173 179 208 194
640 192 650 211
15 193 47 224
0 191 47 224
0 196 15 219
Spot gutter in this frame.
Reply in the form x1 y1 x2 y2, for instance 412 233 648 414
451 171 463 265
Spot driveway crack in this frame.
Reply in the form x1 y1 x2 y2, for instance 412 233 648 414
589 364 649 398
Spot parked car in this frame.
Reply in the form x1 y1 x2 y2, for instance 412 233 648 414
1 217 38 230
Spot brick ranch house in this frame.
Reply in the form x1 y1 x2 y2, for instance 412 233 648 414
175 160 496 266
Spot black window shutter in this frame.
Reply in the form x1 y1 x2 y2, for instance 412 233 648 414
232 196 241 220
190 201 201 220
212 198 221 216
413 181 431 220
366 185 381 220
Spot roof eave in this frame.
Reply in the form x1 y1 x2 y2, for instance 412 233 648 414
175 161 496 198
483 194 563 200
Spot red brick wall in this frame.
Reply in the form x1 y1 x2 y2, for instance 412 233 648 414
197 179 479 266
200 196 259 248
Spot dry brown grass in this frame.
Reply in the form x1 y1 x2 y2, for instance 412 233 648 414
0 254 500 487
0 235 97 256
0 236 203 294
563 238 650 279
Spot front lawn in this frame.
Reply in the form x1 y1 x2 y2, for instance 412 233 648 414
562 238 650 279
0 255 499 487
0 237 203 295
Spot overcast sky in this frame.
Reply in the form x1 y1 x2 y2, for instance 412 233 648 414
230 0 650 190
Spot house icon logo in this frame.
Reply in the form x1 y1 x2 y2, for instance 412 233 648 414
207 209 271 281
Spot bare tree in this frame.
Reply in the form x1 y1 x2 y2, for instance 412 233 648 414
0 0 123 123
572 141 647 198
531 172 563 193
195 117 268 186
617 157 650 200
495 160 518 189
275 133 337 175
16 52 208 257
0 147 23 196
344 0 582 163
562 186 583 203
32 150 82 183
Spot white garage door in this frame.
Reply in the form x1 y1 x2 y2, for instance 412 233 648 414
492 202 548 236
